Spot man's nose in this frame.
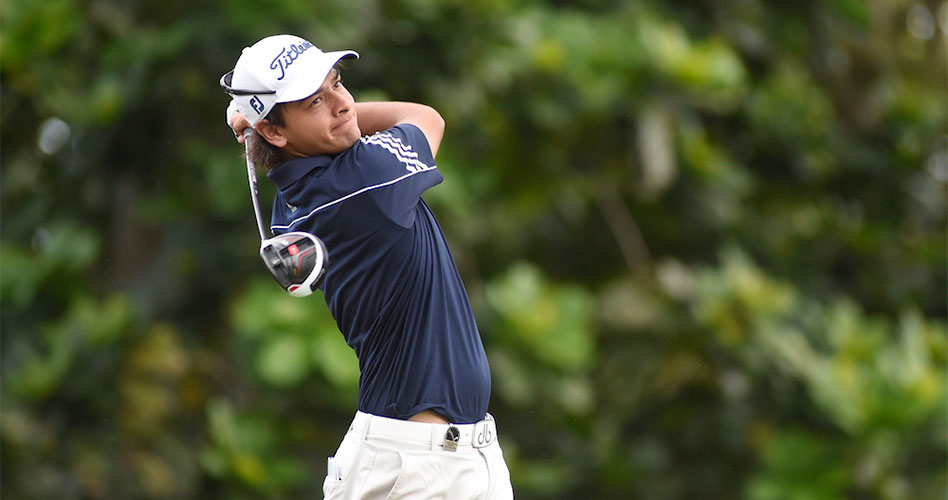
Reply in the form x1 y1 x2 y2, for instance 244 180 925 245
332 92 350 115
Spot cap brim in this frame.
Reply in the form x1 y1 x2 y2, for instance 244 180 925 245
276 50 359 104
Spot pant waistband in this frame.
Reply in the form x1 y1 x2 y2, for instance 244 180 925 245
349 411 498 452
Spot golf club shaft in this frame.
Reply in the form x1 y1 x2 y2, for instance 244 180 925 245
242 128 268 241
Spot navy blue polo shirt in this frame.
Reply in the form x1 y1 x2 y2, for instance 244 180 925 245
266 124 490 424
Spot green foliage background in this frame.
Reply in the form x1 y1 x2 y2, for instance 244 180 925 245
2 0 946 498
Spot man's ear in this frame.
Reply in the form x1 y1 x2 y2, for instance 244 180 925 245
255 119 288 148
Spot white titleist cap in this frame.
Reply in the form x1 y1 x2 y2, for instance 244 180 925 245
220 34 358 127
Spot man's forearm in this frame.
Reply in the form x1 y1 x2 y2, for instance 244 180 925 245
355 101 445 157
355 102 427 135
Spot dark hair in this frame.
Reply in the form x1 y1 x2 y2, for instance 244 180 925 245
247 103 287 171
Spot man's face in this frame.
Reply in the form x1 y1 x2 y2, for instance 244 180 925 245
276 69 361 157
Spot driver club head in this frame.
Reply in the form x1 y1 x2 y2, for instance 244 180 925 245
259 231 328 297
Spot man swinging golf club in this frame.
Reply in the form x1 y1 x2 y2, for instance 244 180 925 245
221 34 514 499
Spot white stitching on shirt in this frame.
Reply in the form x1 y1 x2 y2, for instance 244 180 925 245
360 132 432 173
271 131 436 232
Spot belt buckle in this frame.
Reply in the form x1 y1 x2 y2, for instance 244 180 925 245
443 426 460 452
472 420 495 448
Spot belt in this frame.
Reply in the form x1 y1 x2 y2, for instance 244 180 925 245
349 411 498 452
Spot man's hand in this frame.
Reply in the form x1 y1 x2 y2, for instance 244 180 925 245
226 100 251 143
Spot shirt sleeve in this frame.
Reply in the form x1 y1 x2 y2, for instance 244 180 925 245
355 123 443 227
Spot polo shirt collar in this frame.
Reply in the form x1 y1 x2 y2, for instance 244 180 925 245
267 154 334 190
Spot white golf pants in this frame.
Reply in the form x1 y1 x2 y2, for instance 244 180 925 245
323 411 514 499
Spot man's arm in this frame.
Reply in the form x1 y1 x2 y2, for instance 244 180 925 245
355 102 445 158
227 100 445 157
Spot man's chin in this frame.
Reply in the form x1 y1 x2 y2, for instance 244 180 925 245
341 127 362 147
321 124 361 154
322 137 359 155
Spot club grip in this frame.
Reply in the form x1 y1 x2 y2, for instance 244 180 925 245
243 130 268 241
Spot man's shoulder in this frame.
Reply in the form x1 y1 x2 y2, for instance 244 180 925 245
356 124 428 153
353 125 435 175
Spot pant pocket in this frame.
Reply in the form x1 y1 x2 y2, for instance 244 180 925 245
384 451 423 500
355 446 402 500
387 450 489 500
323 432 366 499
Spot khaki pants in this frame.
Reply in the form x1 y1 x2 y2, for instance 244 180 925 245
323 412 514 499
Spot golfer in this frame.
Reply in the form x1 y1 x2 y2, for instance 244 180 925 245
221 34 513 499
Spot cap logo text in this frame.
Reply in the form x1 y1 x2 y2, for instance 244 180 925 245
270 40 315 81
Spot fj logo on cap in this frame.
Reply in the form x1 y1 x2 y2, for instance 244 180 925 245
249 96 265 115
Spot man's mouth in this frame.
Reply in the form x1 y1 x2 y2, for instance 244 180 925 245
333 115 353 131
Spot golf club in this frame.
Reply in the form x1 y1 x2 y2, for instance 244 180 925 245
242 128 328 297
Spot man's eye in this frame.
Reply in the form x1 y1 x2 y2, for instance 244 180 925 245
311 97 322 105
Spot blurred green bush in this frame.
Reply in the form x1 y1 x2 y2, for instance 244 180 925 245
2 0 945 498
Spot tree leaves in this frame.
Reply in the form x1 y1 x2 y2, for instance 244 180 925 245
1 0 945 498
